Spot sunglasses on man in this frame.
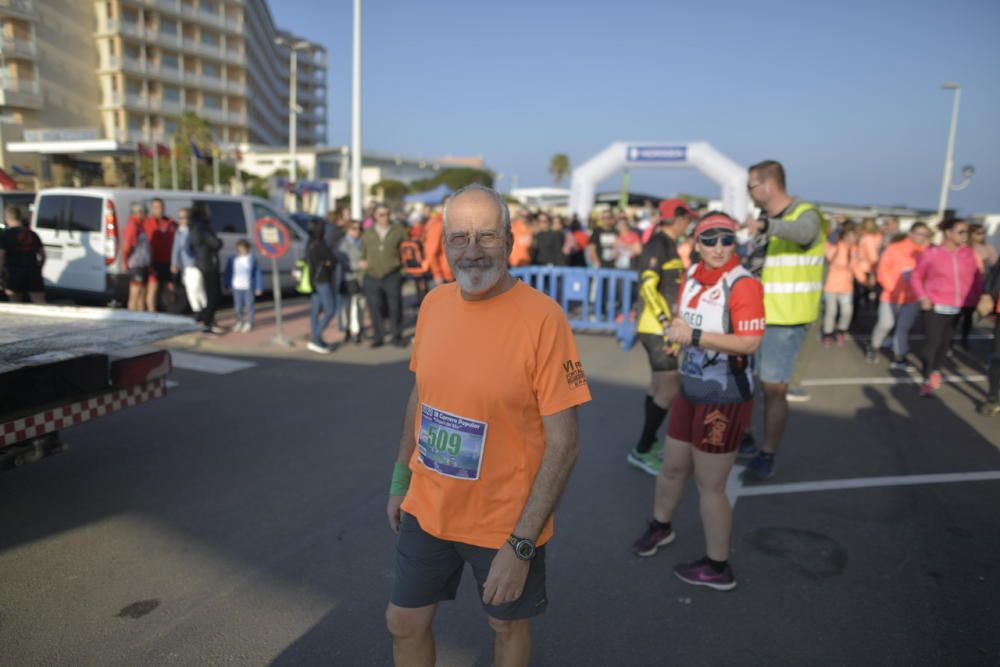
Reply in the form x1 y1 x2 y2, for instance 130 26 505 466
698 233 736 247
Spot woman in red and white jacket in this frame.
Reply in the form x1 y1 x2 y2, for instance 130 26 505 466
630 212 764 592
910 218 983 396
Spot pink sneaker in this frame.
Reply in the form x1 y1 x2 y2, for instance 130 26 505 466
928 372 943 390
673 557 737 591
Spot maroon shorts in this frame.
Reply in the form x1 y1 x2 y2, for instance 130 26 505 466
666 392 753 454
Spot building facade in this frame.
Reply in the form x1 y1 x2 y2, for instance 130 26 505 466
0 0 326 185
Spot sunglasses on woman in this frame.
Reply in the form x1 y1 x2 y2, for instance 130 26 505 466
699 234 736 247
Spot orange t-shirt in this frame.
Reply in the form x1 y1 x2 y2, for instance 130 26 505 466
402 281 592 548
509 219 534 267
421 214 454 282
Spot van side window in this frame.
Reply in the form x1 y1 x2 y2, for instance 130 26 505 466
69 197 103 232
199 200 245 234
35 196 67 230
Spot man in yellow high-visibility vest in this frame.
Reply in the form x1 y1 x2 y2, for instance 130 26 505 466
739 160 827 482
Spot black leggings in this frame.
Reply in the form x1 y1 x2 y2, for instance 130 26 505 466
989 316 1000 402
922 310 957 379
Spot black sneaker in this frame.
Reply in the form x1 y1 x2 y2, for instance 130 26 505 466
864 348 879 364
631 521 675 557
741 453 776 483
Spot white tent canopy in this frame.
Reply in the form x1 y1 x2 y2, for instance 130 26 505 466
569 141 750 222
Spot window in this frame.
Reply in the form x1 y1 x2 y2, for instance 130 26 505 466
201 31 219 46
160 19 177 35
69 196 103 233
164 118 177 134
202 62 219 78
163 85 180 102
202 93 221 109
199 200 245 234
161 51 179 69
201 0 218 14
35 195 67 230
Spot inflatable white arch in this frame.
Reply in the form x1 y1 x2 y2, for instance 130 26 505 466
569 141 750 222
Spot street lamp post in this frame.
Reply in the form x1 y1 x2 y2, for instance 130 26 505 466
350 0 363 220
937 83 961 221
276 37 310 211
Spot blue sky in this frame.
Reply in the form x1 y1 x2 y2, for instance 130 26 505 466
272 0 1000 214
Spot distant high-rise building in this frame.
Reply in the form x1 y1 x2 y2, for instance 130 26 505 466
0 0 326 183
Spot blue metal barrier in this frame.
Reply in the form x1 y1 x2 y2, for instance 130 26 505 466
511 267 638 334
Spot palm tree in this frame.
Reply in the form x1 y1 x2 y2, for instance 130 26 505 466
549 153 571 185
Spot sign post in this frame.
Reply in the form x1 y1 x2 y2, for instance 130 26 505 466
252 217 292 347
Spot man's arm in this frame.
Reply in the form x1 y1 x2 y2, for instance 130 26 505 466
386 384 419 533
482 406 580 606
769 209 821 247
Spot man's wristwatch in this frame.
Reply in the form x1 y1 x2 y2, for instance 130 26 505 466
507 534 537 561
691 328 703 347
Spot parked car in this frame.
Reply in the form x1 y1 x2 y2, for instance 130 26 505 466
30 188 306 304
0 192 36 229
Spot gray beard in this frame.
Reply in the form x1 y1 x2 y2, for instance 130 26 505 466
454 263 504 295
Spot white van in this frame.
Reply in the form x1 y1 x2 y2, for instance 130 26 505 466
31 188 307 304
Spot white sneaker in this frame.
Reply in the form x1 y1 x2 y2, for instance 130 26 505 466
307 341 331 354
243 323 253 333
234 322 245 333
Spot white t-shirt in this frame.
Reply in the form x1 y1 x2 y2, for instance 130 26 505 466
232 255 252 290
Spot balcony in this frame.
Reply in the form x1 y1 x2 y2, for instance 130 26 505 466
0 76 42 108
198 106 247 126
0 0 36 21
0 37 37 59
121 0 244 34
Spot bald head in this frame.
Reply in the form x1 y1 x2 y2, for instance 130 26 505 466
443 183 510 237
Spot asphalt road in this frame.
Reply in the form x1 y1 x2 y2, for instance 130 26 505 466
1 317 998 666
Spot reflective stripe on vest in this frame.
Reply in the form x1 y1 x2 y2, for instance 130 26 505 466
761 202 828 325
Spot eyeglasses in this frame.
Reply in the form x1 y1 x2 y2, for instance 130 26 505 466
747 182 763 191
699 234 736 247
446 230 504 249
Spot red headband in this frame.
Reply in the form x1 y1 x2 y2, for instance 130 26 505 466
694 214 738 237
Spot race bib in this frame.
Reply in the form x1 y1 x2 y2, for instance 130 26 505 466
933 304 960 315
417 403 488 480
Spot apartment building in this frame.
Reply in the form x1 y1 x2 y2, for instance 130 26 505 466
0 0 326 185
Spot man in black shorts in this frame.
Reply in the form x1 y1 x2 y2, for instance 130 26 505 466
627 204 692 475
0 204 46 303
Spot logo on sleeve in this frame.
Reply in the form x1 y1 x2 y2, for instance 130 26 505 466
563 360 588 389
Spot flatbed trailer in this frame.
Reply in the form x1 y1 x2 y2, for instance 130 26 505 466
0 303 197 469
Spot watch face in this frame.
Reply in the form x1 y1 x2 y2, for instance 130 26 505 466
515 541 536 560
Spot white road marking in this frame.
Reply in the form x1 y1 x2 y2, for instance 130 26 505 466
802 373 986 387
736 470 1000 498
169 351 257 375
166 380 180 389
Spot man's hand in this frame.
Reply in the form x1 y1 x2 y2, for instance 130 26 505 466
920 297 933 311
744 214 763 236
171 266 179 274
359 259 369 271
255 290 262 297
387 495 405 533
667 317 693 346
482 544 530 606
978 294 995 319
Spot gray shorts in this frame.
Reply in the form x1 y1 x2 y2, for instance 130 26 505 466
756 324 810 384
391 512 548 620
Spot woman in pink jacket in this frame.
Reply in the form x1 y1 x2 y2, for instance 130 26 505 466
910 218 983 396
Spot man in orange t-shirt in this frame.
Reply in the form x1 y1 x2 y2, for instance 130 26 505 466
386 184 590 667
508 208 534 267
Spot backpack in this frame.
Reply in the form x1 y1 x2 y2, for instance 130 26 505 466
128 227 151 269
985 260 1000 301
400 239 426 276
295 259 313 294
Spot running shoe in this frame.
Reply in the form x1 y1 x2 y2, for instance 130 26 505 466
864 348 879 364
649 438 665 462
736 433 759 460
626 448 661 476
307 341 331 354
632 521 676 557
928 371 943 390
741 453 776 483
978 400 1000 417
243 323 253 333
835 332 847 347
889 357 911 371
918 382 933 397
673 557 737 591
822 335 834 348
786 387 811 403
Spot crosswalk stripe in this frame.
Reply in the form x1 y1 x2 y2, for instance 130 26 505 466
169 351 257 375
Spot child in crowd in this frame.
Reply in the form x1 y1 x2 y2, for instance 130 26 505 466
224 239 263 333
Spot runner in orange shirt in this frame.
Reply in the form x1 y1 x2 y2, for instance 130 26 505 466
421 200 454 284
822 222 866 346
386 184 590 667
509 207 534 267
